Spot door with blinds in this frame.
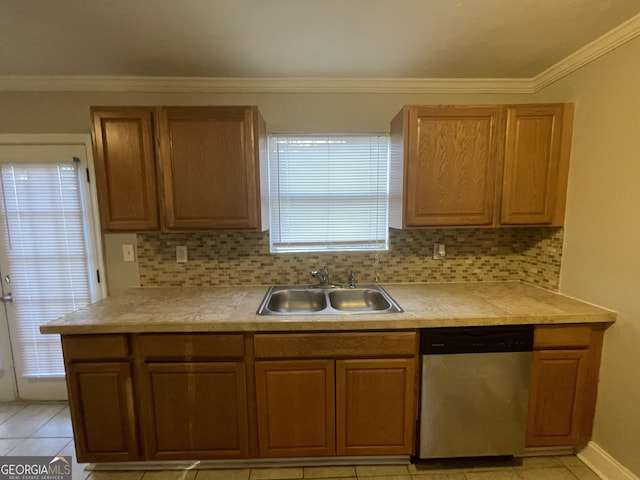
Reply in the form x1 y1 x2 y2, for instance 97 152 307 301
0 143 103 400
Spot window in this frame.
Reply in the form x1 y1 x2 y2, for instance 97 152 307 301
268 134 389 253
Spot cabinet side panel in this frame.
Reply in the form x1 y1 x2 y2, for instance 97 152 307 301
389 108 407 229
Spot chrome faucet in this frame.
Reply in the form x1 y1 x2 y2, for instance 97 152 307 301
311 265 330 286
348 270 356 288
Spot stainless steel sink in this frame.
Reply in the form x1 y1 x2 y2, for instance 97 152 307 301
328 288 391 311
257 285 402 315
266 289 327 313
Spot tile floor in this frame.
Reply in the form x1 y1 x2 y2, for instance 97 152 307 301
0 402 601 480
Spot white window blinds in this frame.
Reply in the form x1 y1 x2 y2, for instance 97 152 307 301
268 135 389 253
0 160 93 377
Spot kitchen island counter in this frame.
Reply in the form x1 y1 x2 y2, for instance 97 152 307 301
40 281 615 335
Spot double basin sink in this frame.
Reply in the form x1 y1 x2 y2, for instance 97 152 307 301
257 284 403 315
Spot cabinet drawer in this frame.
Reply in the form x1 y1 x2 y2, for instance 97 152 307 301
62 335 129 361
534 325 592 349
254 332 418 359
137 333 245 361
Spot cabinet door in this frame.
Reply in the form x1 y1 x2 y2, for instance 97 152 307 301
66 362 139 462
526 349 589 446
405 106 502 226
158 106 262 230
91 107 159 231
336 358 416 455
255 360 335 457
139 362 249 459
501 104 566 225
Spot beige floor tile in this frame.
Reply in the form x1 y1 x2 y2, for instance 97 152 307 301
557 457 583 467
410 458 518 476
566 465 600 480
196 469 250 480
408 465 464 475
0 402 27 424
517 467 579 480
0 438 24 455
356 465 410 477
57 439 90 480
33 407 73 438
464 470 521 480
6 437 71 456
518 458 565 469
142 471 197 480
305 478 355 480
303 466 356 478
359 476 411 480
88 472 145 480
410 473 465 480
0 403 66 438
249 467 303 480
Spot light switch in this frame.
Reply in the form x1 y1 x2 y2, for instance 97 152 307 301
176 245 188 263
122 244 135 262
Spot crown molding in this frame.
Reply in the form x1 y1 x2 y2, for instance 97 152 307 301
533 12 640 92
0 75 534 94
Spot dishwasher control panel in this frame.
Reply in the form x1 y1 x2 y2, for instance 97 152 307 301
420 325 533 354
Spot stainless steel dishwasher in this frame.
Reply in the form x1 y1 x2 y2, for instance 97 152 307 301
419 325 533 459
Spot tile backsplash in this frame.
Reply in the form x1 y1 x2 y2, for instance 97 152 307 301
137 227 563 290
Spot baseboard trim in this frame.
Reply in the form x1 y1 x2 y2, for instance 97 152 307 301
89 456 410 471
578 442 639 480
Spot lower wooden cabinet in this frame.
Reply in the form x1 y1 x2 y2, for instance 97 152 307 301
139 362 250 459
526 324 604 447
62 335 139 463
66 361 139 462
60 326 605 462
336 358 416 455
255 360 335 457
253 332 419 458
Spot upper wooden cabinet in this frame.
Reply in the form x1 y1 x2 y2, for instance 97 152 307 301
501 104 571 225
90 106 267 232
389 103 573 228
391 105 503 227
91 107 159 232
157 106 267 231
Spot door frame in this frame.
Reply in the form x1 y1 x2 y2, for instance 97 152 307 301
0 134 106 401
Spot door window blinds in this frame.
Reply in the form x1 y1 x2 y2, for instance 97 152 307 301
1 161 92 377
268 135 389 252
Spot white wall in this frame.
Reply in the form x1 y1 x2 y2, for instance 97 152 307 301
536 36 640 476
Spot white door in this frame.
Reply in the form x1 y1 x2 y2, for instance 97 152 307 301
0 142 104 400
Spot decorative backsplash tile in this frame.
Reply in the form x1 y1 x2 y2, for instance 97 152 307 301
137 228 563 290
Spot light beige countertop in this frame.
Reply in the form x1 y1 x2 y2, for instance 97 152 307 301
40 282 616 335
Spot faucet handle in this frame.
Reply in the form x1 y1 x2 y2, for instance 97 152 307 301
348 270 356 288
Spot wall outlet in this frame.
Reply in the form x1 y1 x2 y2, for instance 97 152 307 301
176 245 188 263
433 243 446 260
122 244 135 263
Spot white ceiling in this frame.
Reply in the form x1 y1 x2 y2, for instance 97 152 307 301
1 0 640 79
